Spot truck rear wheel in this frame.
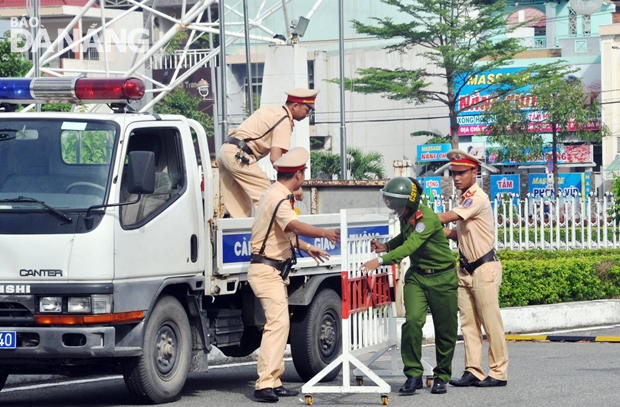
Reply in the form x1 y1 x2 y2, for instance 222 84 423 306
123 295 192 404
290 288 342 382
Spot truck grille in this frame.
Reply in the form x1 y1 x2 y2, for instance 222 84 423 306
0 302 34 321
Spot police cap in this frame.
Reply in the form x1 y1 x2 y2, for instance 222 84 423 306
273 147 309 173
285 88 320 105
447 149 481 171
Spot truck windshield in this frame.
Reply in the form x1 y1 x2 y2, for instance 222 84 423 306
0 119 118 210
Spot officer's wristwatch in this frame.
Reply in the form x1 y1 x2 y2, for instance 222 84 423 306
377 256 384 265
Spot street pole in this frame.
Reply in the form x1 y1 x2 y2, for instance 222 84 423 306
208 4 221 151
218 0 228 140
338 0 346 180
243 0 253 114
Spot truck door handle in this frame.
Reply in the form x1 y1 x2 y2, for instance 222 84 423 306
191 234 198 263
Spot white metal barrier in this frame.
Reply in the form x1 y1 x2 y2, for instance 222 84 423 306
301 209 399 406
424 193 619 251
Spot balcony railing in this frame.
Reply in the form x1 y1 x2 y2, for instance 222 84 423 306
519 36 547 49
150 49 212 70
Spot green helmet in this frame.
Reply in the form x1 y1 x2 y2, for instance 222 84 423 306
381 177 422 213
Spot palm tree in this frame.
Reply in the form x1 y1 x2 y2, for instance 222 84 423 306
347 148 385 180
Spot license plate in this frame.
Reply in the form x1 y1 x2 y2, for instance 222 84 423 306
0 331 16 349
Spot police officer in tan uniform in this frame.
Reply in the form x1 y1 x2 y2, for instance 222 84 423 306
218 88 319 218
437 149 508 388
248 147 340 403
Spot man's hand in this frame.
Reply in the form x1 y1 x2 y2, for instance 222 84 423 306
293 187 304 201
324 229 341 248
304 245 330 265
361 258 380 275
370 239 387 253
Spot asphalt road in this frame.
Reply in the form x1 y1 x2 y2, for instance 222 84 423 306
1 325 619 407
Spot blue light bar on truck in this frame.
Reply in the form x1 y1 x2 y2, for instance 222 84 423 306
0 77 145 104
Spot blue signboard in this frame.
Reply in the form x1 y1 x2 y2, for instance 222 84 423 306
417 176 443 212
416 144 451 162
490 174 520 211
528 173 592 197
490 174 520 200
222 225 389 264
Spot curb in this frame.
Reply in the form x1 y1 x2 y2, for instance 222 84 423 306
414 299 620 342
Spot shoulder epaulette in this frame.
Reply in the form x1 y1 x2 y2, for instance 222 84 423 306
463 189 476 198
416 210 423 219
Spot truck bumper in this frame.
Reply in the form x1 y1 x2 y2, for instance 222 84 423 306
0 326 142 358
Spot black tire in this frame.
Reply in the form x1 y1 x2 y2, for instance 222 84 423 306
123 295 192 404
290 288 342 382
0 371 8 392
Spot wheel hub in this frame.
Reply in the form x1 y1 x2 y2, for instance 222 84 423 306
155 325 178 375
320 318 336 354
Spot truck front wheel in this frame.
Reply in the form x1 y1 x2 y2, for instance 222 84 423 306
123 295 192 404
290 288 342 382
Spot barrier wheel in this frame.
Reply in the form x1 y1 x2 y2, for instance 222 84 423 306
356 376 364 386
305 395 313 405
381 394 389 405
426 376 433 387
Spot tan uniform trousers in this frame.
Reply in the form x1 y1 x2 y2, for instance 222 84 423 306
218 143 272 218
457 261 509 381
247 263 289 390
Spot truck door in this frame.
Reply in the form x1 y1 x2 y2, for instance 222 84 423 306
113 122 202 300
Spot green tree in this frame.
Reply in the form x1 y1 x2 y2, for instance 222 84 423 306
311 151 341 179
348 148 385 180
339 0 562 148
154 88 214 137
483 74 609 196
310 148 385 180
0 30 32 77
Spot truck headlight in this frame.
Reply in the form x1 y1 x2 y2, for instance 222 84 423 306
68 297 91 313
40 297 62 313
91 294 113 314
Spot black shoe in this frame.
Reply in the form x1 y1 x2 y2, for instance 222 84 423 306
431 377 447 394
398 376 423 395
449 371 481 387
273 386 299 397
472 376 507 387
254 388 279 403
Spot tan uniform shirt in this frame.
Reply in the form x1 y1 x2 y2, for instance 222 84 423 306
229 105 294 160
452 182 495 263
250 182 298 261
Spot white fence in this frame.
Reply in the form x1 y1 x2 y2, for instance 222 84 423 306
425 193 619 251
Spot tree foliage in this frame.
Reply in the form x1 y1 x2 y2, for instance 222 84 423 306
310 148 386 180
483 72 609 195
340 0 562 148
0 30 32 78
154 88 214 137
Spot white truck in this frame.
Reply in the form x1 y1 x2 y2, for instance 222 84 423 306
0 77 389 403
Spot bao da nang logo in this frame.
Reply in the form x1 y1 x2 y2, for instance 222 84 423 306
9 17 149 54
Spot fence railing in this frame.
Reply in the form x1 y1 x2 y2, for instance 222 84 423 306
424 194 619 251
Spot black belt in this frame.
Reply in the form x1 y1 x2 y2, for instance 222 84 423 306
460 249 498 274
414 262 456 275
224 137 253 156
250 254 285 271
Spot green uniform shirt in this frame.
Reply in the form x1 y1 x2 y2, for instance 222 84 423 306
381 204 454 270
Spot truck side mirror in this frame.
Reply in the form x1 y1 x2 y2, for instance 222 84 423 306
127 151 156 194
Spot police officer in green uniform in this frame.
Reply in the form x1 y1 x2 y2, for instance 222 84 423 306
361 177 458 395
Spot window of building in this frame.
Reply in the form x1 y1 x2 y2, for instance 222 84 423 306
582 15 591 36
569 8 578 36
